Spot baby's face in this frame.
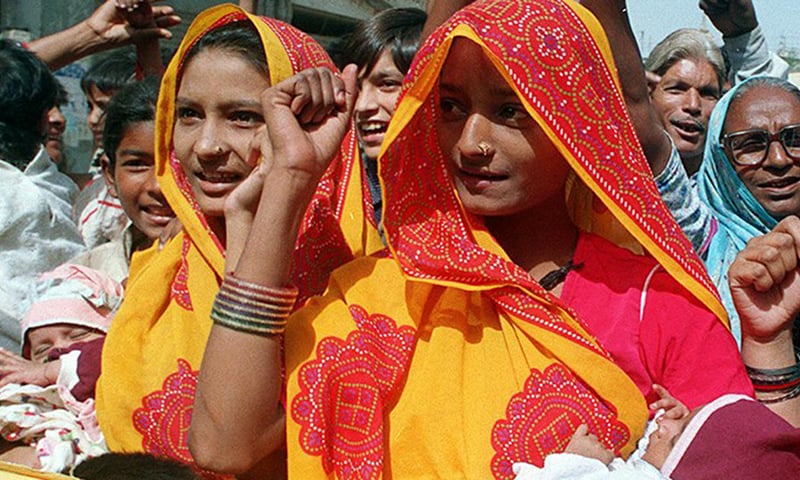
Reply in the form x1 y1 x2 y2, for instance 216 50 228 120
641 407 700 469
27 324 104 363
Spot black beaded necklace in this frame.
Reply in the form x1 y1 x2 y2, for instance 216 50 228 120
538 260 583 291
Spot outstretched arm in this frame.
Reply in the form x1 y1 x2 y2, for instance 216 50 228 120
189 65 359 475
700 0 789 85
729 216 800 426
579 0 673 176
27 0 179 71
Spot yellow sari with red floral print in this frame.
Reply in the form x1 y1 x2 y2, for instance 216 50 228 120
95 4 382 469
285 1 727 479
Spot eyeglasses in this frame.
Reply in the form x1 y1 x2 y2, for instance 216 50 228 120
723 123 800 167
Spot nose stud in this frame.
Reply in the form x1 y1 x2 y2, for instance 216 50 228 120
214 145 224 155
478 141 491 157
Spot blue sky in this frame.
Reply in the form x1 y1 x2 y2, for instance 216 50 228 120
627 0 798 56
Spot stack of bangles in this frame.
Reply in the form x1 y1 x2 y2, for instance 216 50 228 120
210 273 298 336
746 357 800 404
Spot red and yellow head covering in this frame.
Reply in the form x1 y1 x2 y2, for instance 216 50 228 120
382 0 724 321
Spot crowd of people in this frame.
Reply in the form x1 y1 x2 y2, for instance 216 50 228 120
0 0 798 478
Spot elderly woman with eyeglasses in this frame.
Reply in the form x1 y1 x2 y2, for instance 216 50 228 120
673 76 800 425
685 77 800 329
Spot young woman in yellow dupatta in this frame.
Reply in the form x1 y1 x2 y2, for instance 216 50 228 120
190 0 752 478
94 4 382 471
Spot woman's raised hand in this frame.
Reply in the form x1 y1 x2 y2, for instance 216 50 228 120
729 216 800 425
729 216 800 344
260 65 358 184
225 65 358 285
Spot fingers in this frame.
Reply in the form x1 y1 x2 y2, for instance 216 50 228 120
261 66 354 176
115 0 142 12
730 216 800 292
572 424 589 438
0 348 25 364
338 63 359 120
287 68 347 125
158 217 182 250
247 126 266 169
649 384 674 410
773 215 800 258
150 6 180 31
698 0 728 14
644 70 661 93
658 403 689 420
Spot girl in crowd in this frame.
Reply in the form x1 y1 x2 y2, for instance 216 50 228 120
341 7 426 226
190 0 759 477
95 4 379 471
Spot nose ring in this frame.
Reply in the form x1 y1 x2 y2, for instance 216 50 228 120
478 141 491 157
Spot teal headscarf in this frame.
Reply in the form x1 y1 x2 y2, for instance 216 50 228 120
697 76 799 344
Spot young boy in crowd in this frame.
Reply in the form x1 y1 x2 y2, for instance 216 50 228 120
71 77 175 283
73 0 171 249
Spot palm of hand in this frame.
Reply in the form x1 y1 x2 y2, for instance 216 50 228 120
732 269 800 342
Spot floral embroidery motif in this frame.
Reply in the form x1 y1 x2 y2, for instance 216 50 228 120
490 364 630 479
292 305 416 480
535 23 568 63
134 359 197 463
170 236 193 311
133 359 231 480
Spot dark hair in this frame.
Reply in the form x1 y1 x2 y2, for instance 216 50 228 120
341 8 426 76
72 452 200 480
54 79 69 107
0 39 59 168
183 21 268 77
80 48 138 96
102 76 160 170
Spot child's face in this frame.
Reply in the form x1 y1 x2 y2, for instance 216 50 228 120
86 84 114 149
642 407 700 469
103 120 175 244
27 324 105 363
